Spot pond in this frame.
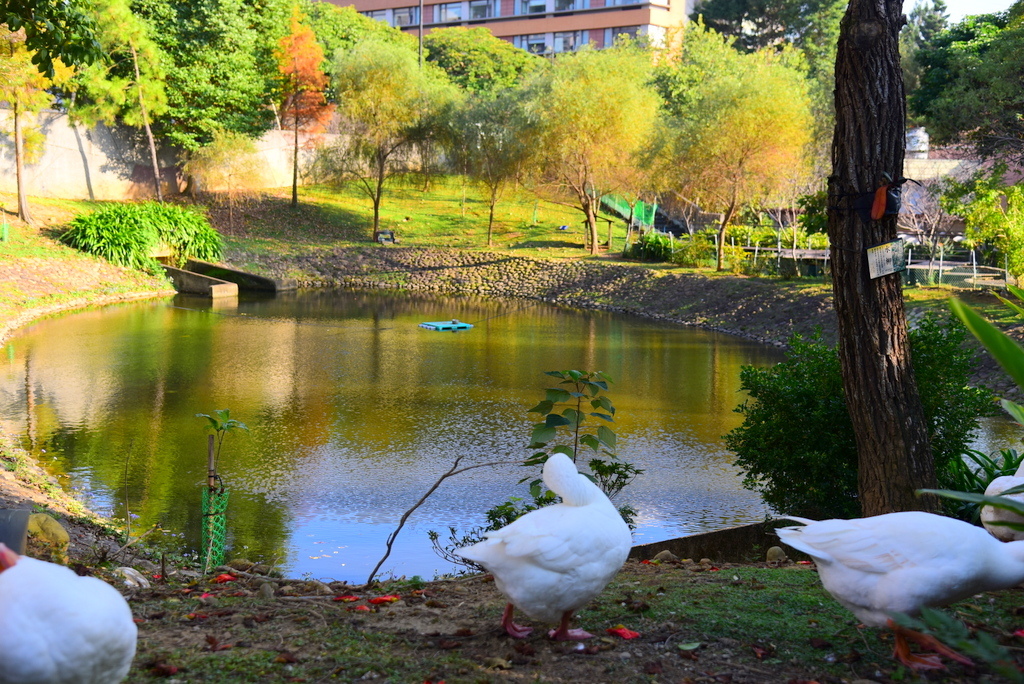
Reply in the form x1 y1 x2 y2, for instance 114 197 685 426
0 289 790 582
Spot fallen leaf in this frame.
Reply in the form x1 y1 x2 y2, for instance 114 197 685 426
454 628 474 637
1014 629 1024 638
797 560 813 565
200 592 214 599
677 642 701 651
606 625 640 639
483 657 512 670
351 605 372 612
212 574 237 584
132 618 146 624
333 595 361 602
274 652 299 663
148 662 179 677
205 635 233 651
185 613 209 621
513 641 535 656
809 638 832 649
368 595 401 604
644 661 663 674
436 640 461 650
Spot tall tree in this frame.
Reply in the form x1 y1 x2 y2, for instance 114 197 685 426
524 43 659 255
447 92 536 247
653 25 813 270
828 0 937 515
424 27 540 97
132 0 285 151
316 38 456 235
72 0 168 200
900 0 949 101
276 5 332 208
0 28 73 223
911 6 1024 163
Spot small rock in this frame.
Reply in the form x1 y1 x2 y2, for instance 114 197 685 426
652 550 679 562
227 558 255 571
699 558 713 565
766 546 787 563
27 513 70 561
257 582 276 599
114 566 151 589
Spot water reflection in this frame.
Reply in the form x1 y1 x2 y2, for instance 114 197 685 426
0 289 782 582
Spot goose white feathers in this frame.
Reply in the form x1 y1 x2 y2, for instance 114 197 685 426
456 453 632 640
981 461 1024 541
778 512 1024 669
0 543 137 684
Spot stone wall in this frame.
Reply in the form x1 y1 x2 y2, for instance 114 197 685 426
0 108 334 200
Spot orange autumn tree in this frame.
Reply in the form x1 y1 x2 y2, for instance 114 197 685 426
276 6 333 208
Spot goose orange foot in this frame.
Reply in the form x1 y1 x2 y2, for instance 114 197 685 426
887 619 973 671
548 611 593 641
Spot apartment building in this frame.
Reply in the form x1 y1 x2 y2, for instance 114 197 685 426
332 0 695 54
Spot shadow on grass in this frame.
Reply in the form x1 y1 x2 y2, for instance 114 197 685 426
210 195 370 244
511 239 585 250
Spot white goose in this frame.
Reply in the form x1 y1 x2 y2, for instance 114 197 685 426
777 512 1024 670
0 543 138 683
456 453 632 640
981 461 1024 541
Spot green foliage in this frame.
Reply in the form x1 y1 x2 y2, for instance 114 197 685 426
60 202 222 270
196 408 249 469
727 315 996 519
940 167 1024 277
911 10 1023 161
670 235 717 267
942 448 1024 522
1 0 102 76
424 27 540 96
132 0 284 150
625 230 674 262
796 190 828 235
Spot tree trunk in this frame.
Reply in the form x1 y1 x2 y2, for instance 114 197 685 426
487 183 498 248
13 102 32 224
292 99 299 208
131 46 163 202
827 0 937 516
716 198 737 272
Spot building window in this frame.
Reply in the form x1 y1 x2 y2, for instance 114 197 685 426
554 0 576 9
520 0 546 14
469 0 494 18
610 26 640 40
521 33 548 53
438 2 463 21
553 30 581 52
363 9 387 21
392 6 419 26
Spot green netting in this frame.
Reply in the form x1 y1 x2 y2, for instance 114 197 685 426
600 195 657 227
201 487 229 574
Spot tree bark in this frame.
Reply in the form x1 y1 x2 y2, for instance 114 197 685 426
827 0 937 516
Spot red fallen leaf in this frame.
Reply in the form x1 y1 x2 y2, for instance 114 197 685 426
640 559 652 564
606 625 641 639
186 613 209 621
200 593 215 599
181 589 194 594
132 618 146 624
709 567 721 571
152 574 163 580
797 560 813 565
350 605 372 612
205 635 233 652
228 591 246 597
333 595 361 602
212 574 237 584
423 680 446 684
1014 629 1024 638
148 662 179 677
751 646 771 660
368 595 401 604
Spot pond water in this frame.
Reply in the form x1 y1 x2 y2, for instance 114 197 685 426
2 289 791 582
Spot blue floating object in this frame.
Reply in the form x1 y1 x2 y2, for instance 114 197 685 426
419 319 474 331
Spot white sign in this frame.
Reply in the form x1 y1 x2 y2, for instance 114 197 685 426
867 240 907 279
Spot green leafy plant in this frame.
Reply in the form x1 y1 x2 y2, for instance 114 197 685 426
942 448 1024 522
430 370 641 570
727 314 996 519
625 230 674 262
196 408 248 471
60 202 223 271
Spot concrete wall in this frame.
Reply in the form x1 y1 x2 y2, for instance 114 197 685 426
0 108 335 201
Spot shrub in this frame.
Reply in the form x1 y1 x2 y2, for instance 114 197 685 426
726 313 996 519
60 202 223 271
670 235 716 267
625 230 674 262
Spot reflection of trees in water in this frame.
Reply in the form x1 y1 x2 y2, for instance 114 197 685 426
1 290 781 571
